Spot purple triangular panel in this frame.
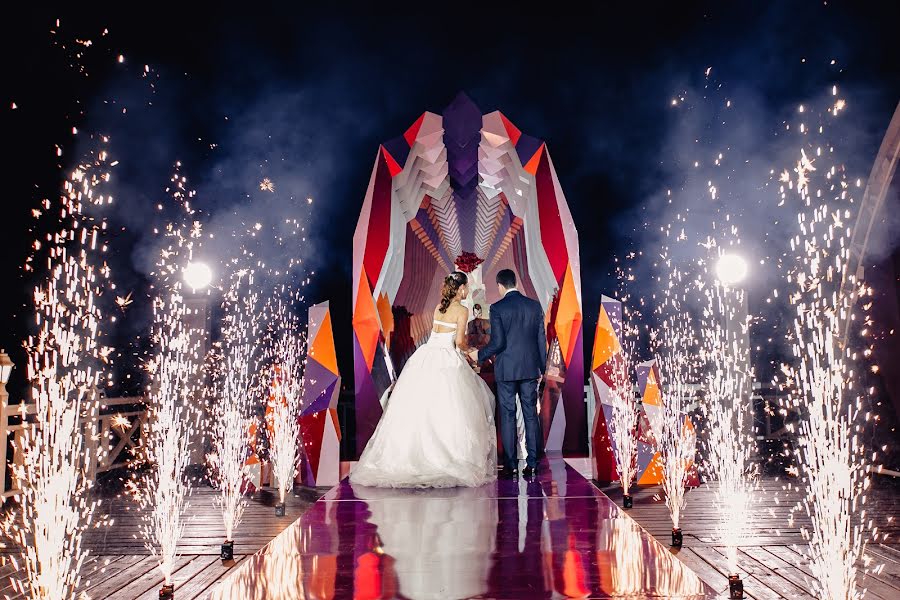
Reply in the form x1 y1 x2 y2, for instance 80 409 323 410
383 135 410 170
301 359 337 410
636 362 652 396
602 403 618 458
354 336 382 456
515 134 543 165
302 379 338 416
636 440 655 475
601 298 623 340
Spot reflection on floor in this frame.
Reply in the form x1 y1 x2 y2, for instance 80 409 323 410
212 455 715 599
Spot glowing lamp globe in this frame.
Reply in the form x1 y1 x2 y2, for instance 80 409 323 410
0 350 13 385
184 262 213 291
715 254 748 286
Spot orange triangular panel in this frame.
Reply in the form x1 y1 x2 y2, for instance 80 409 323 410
554 264 582 366
353 269 380 370
642 369 661 406
637 452 664 485
592 304 620 371
403 113 427 146
311 310 338 376
523 143 545 175
376 293 394 350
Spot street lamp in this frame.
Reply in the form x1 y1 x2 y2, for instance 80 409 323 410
0 351 13 387
715 253 748 286
183 261 213 292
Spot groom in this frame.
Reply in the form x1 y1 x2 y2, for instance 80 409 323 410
469 269 547 478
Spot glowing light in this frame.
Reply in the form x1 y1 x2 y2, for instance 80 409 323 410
715 253 748 285
183 261 212 291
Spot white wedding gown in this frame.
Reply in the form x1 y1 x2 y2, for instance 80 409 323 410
351 319 497 488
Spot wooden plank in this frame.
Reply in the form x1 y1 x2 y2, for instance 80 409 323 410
691 545 779 600
81 555 158 598
79 554 146 592
715 546 815 600
669 547 731 596
96 554 194 599
172 555 251 600
766 545 894 600
740 546 817 599
132 556 220 600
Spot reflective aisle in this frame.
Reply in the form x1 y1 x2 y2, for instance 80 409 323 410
212 456 714 599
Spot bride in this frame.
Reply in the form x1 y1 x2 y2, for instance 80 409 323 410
350 271 497 488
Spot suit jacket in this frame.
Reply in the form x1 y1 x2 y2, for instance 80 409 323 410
477 290 547 381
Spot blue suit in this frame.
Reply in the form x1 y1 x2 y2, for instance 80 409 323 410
477 290 547 469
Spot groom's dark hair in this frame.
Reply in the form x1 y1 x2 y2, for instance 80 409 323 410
496 269 517 288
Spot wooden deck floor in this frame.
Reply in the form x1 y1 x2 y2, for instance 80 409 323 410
0 484 326 600
4 471 898 599
598 475 900 600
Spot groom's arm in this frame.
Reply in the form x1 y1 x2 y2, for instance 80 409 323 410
477 307 505 363
537 307 547 375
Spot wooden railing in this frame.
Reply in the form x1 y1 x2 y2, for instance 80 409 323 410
2 394 148 499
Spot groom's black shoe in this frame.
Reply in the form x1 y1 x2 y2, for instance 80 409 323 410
522 466 536 479
499 465 518 479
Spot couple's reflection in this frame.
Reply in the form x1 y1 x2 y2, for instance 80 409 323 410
213 471 709 599
351 484 497 600
355 478 594 600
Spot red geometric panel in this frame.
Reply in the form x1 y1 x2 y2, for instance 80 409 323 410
535 150 569 284
381 145 404 177
362 149 394 291
499 112 522 146
403 112 427 146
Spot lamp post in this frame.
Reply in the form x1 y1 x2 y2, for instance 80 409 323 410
0 350 15 497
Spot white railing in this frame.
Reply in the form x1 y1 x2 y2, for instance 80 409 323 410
1 394 147 499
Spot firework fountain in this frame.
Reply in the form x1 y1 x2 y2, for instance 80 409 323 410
700 245 757 598
6 148 114 599
263 290 306 515
651 269 700 548
135 168 205 597
211 271 259 561
607 333 641 509
781 92 876 600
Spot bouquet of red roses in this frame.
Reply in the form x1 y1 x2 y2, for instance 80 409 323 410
455 251 484 273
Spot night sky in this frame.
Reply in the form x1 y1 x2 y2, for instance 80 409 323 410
3 3 899 403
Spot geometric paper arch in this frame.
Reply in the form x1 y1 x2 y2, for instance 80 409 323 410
352 93 585 455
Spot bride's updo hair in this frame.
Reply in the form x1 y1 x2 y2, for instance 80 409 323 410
439 271 468 313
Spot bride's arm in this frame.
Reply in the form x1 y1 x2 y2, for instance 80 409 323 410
455 307 470 351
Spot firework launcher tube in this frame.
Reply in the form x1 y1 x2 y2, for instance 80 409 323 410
275 502 286 517
623 494 633 509
221 540 234 561
728 574 743 599
671 528 683 547
159 583 175 599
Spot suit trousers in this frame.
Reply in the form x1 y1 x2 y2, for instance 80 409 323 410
496 378 540 469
